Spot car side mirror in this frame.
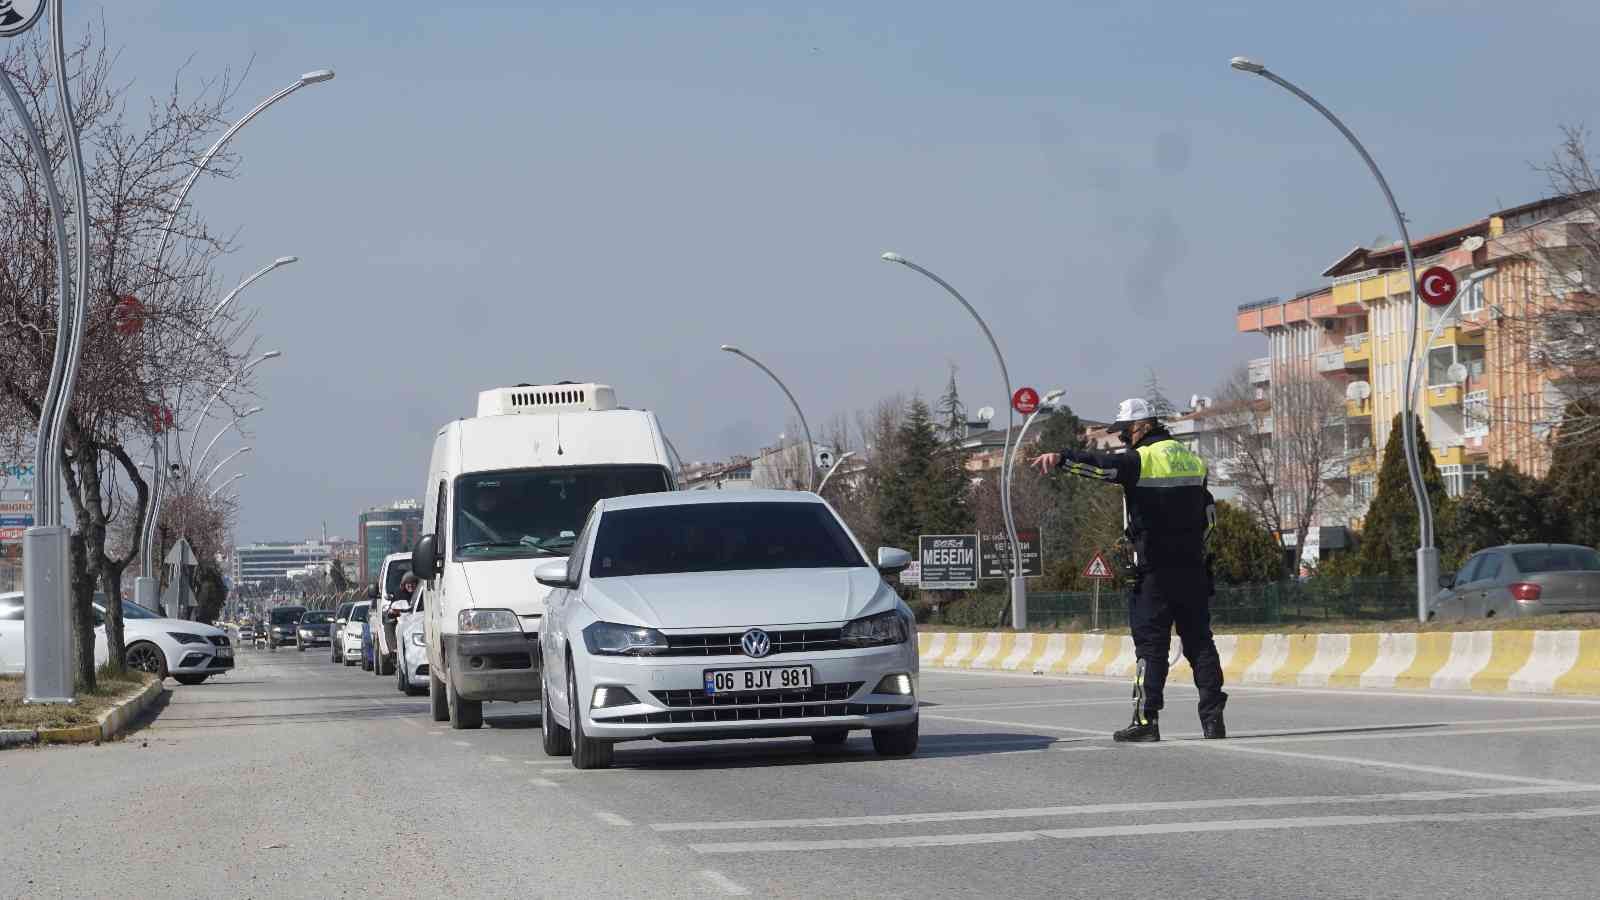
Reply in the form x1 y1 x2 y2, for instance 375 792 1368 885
876 547 912 574
1438 573 1455 589
366 584 380 600
412 534 441 578
534 560 577 590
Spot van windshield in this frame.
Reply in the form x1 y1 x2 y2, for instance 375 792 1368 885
453 465 670 561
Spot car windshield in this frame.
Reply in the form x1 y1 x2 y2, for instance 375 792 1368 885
121 599 164 619
453 465 670 561
384 560 413 596
590 501 867 578
269 608 306 624
336 604 353 619
301 611 332 625
350 604 369 619
1512 547 1600 573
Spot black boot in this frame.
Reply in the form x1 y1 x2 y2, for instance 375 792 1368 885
1201 711 1226 739
1113 715 1160 743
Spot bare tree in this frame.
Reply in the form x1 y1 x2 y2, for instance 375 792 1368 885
0 26 254 686
1213 365 1351 572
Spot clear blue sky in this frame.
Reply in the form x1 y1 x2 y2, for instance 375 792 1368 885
96 1 1600 541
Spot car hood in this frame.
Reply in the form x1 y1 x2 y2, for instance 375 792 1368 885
582 567 889 629
459 557 558 618
126 617 225 637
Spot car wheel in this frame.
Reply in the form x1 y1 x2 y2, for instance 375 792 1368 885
446 672 482 730
380 649 394 677
361 650 373 672
870 715 919 757
811 729 849 747
568 663 612 770
297 641 306 652
174 674 209 686
429 670 450 722
541 672 572 757
126 641 168 680
396 650 409 694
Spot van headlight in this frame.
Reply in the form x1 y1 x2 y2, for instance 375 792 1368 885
842 611 909 647
583 622 669 656
457 609 522 634
409 632 426 647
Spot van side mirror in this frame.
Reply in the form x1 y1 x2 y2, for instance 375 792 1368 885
366 584 380 600
534 560 577 590
412 534 441 578
876 547 912 574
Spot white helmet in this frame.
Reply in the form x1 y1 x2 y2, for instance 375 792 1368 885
1114 398 1155 423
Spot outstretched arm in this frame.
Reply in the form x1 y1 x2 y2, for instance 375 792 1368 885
1029 446 1139 486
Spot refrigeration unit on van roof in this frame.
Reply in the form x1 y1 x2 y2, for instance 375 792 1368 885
476 383 619 417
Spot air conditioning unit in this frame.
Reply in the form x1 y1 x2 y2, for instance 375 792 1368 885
476 382 618 417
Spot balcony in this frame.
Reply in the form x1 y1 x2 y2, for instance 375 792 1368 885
1349 455 1379 477
1342 332 1370 366
1426 384 1462 407
1433 445 1466 467
1248 357 1270 384
1346 396 1372 418
1315 349 1345 373
1427 325 1486 349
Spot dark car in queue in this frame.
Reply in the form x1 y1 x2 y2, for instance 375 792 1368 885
296 609 334 651
1432 544 1600 621
266 605 308 648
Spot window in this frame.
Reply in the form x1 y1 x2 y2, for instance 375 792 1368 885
1440 464 1488 498
1461 280 1485 314
1477 553 1502 582
590 501 867 578
1511 547 1600 573
1353 475 1376 505
1464 390 1489 437
1456 555 1481 586
0 596 21 620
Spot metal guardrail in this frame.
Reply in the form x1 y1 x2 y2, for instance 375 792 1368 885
1024 578 1415 628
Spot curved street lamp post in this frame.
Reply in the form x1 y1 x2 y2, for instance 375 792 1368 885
209 472 247 501
193 406 263 479
1231 56 1437 623
881 252 1027 627
815 450 858 495
720 345 818 492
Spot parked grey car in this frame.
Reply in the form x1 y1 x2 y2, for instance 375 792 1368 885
1432 544 1600 621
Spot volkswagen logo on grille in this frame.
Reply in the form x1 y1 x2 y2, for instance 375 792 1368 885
740 628 772 658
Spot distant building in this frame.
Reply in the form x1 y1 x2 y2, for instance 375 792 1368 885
233 541 332 587
358 500 423 585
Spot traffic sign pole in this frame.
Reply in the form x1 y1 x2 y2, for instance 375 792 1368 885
1082 550 1115 632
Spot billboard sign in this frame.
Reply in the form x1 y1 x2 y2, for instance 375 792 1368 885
917 534 978 590
979 528 1043 579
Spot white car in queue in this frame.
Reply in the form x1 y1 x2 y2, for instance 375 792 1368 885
394 585 429 696
536 490 919 769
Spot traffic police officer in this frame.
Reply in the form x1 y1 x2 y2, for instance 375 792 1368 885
1032 398 1227 742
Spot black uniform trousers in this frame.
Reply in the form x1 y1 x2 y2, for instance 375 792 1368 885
1127 565 1227 720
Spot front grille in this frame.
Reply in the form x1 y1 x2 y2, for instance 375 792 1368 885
605 700 909 725
651 681 863 708
209 635 231 647
661 628 847 657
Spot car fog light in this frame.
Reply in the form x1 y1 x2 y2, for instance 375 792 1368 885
592 686 640 708
874 673 914 696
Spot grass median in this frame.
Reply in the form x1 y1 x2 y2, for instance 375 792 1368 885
0 668 155 731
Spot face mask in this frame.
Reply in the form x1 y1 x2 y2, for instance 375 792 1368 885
1117 427 1135 446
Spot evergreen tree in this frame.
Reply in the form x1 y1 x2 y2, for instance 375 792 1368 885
1547 403 1600 546
1143 367 1177 419
1452 464 1563 555
936 364 968 443
1208 500 1283 585
876 398 971 549
1358 413 1452 576
329 559 351 593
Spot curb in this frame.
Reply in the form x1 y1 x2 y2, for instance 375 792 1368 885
918 628 1600 696
6 677 164 748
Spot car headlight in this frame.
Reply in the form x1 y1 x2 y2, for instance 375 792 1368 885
409 632 425 647
457 608 522 634
299 629 311 637
168 632 208 644
841 610 909 647
582 621 669 656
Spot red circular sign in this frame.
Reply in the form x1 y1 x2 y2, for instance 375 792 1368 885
1417 266 1459 308
1012 387 1040 416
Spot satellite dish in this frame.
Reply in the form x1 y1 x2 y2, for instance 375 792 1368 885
1345 381 1371 401
1447 362 1468 384
1461 236 1485 252
814 448 835 470
976 406 996 423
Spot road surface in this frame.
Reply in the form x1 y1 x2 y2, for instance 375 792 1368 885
3 644 1599 898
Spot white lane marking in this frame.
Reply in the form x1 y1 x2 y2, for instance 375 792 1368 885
428 731 443 736
401 717 425 729
529 778 559 787
927 697 1136 712
594 810 634 827
1180 739 1585 787
697 870 751 896
1217 721 1600 746
922 662 1600 705
921 711 1106 736
653 784 1600 832
452 740 472 748
687 805 1600 854
487 755 508 763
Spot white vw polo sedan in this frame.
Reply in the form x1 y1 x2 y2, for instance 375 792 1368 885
537 490 919 769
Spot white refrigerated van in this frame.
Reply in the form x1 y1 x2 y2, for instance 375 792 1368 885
411 382 675 729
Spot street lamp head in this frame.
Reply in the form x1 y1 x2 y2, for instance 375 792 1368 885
880 251 906 264
243 406 264 417
261 350 283 360
1043 389 1066 404
299 69 336 85
719 344 741 354
1467 266 1498 283
274 256 299 266
1229 56 1266 74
